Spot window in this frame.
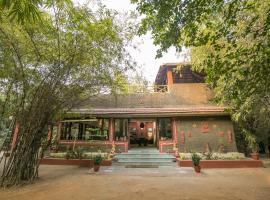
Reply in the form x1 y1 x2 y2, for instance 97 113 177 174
158 118 172 139
114 119 128 141
84 119 109 140
60 122 78 140
60 119 109 141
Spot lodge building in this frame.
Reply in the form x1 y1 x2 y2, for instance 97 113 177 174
56 63 237 153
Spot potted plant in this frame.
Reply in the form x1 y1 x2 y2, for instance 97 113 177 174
191 153 201 173
246 133 259 160
250 141 259 160
93 154 103 172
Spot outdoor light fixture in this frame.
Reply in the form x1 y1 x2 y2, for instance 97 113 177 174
140 122 145 129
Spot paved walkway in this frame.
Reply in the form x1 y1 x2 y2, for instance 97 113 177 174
0 165 270 200
94 165 196 177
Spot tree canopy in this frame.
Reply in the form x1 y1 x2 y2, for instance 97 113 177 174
132 0 270 150
0 0 136 186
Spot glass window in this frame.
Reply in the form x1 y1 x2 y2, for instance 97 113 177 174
114 119 128 141
84 119 109 141
158 118 172 139
60 119 109 141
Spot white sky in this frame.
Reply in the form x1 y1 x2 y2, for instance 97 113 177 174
75 0 188 83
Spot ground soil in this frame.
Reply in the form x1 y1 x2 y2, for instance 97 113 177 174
0 163 270 200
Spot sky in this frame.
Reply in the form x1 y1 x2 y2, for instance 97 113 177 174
76 0 188 83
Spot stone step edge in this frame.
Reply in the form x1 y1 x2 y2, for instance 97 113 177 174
116 158 174 161
116 160 176 163
115 155 174 158
116 153 172 155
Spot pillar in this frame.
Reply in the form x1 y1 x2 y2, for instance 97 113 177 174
47 126 52 143
172 118 178 143
109 118 114 142
11 122 20 150
166 68 173 91
56 122 62 143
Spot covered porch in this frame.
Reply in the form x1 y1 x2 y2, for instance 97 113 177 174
51 106 226 153
55 117 178 153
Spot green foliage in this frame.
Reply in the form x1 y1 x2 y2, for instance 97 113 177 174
49 152 66 158
65 146 84 159
0 0 137 186
0 117 12 149
204 152 213 160
0 0 43 24
132 0 270 148
93 154 103 165
83 152 108 159
245 132 258 153
191 153 201 166
180 152 245 160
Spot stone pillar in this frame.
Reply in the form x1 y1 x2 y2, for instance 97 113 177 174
166 68 173 91
11 122 20 150
109 118 114 142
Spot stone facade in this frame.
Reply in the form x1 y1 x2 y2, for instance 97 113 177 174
177 116 237 152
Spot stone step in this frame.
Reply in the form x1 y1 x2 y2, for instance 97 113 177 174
126 151 161 154
117 158 174 162
113 162 176 166
118 153 168 156
116 154 174 159
113 148 176 167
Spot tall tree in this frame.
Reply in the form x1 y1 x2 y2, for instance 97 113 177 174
132 0 270 152
0 1 135 186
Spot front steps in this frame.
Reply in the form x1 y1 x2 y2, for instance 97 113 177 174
113 148 176 167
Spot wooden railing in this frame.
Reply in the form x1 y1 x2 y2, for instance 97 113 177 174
123 85 168 94
97 84 168 95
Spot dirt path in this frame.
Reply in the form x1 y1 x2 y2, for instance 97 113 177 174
0 165 270 200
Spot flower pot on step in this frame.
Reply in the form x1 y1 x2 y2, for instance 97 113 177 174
93 165 100 172
194 165 201 173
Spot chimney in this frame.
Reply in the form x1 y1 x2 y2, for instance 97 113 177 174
166 67 173 91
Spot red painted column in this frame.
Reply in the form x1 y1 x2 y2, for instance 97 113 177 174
109 118 114 142
47 126 52 143
11 122 20 150
172 118 178 143
56 122 62 143
167 68 173 91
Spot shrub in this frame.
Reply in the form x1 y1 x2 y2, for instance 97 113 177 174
93 154 103 165
49 152 67 158
75 147 84 159
191 153 201 166
83 152 108 159
204 152 213 160
179 152 246 160
65 147 76 159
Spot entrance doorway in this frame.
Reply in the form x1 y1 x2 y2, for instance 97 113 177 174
128 119 156 148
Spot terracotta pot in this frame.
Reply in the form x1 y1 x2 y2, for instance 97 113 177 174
93 164 100 172
250 153 259 160
194 165 201 173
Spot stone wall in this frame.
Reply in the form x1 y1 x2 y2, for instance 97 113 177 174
176 116 237 152
75 83 216 109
